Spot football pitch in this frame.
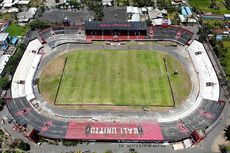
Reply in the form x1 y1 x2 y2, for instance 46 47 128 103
39 50 190 107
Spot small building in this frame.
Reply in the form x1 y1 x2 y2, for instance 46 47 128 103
17 7 37 23
216 35 223 41
148 9 163 20
126 6 141 22
181 6 192 17
8 7 19 13
126 6 140 14
179 14 197 23
212 28 230 35
172 0 185 5
18 0 31 5
0 33 10 51
141 7 147 14
201 14 224 20
152 18 163 26
224 14 230 20
0 54 10 74
102 0 112 6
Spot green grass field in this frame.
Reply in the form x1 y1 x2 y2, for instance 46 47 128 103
5 23 28 36
189 0 229 14
223 41 230 48
39 50 191 107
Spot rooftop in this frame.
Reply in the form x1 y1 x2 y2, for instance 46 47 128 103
0 33 9 41
84 21 147 30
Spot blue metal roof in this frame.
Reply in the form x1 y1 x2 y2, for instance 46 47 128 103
185 7 192 16
181 6 187 16
181 6 192 16
11 37 18 45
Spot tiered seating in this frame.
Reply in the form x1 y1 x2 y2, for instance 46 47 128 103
39 26 87 48
147 26 193 45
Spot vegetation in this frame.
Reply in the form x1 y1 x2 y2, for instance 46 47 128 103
188 0 229 14
209 38 230 80
0 129 30 152
0 76 10 90
68 0 81 10
132 0 154 7
157 0 176 13
17 141 30 151
203 20 225 29
225 0 230 9
116 0 129 6
83 0 104 21
28 19 50 30
3 43 26 76
39 50 191 107
29 0 44 7
62 140 78 146
220 125 230 152
5 23 29 36
0 98 5 111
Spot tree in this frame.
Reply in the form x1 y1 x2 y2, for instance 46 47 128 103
0 98 4 111
198 27 208 42
209 0 219 9
0 76 9 90
2 43 26 76
68 0 81 10
225 0 230 9
17 141 30 151
224 125 230 141
219 144 227 153
28 20 50 30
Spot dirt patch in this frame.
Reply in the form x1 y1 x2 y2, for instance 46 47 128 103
39 54 66 105
41 55 66 77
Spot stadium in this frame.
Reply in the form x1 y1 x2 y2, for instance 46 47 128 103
6 21 225 146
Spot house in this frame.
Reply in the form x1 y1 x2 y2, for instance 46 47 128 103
181 6 192 17
148 9 169 25
126 6 141 22
172 0 185 5
102 0 112 6
148 9 163 20
0 33 10 51
179 14 197 23
2 0 30 8
224 14 230 20
2 0 13 9
0 54 10 74
17 7 37 24
18 0 31 5
212 28 230 35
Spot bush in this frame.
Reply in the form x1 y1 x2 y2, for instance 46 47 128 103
62 140 78 146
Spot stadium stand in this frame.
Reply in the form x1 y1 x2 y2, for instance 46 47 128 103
6 37 224 143
11 39 43 100
147 26 193 45
39 23 193 46
39 26 87 48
